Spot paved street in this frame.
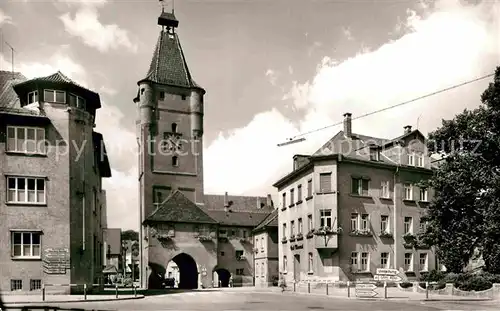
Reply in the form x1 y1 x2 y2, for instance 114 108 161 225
7 290 499 311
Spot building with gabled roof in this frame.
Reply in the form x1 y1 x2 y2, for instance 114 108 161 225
136 8 276 290
273 113 437 283
252 209 279 287
0 70 111 293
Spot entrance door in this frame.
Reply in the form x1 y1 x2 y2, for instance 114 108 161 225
294 254 300 281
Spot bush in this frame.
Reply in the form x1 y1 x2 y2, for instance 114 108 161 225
419 270 447 282
455 274 493 291
399 282 413 288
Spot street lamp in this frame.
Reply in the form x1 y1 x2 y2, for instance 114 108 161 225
277 137 306 147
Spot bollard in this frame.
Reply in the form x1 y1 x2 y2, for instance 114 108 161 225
42 284 46 301
347 281 350 298
293 282 296 292
426 282 429 299
384 282 387 299
84 283 87 300
133 285 137 297
308 282 310 293
326 283 329 296
115 283 118 298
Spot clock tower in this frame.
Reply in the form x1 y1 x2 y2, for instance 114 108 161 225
135 8 205 288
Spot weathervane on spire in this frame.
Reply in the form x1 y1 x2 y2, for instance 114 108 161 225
159 0 174 14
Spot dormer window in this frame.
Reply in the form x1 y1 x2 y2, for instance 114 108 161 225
69 93 86 110
27 91 38 105
44 90 65 103
171 123 178 133
369 147 380 161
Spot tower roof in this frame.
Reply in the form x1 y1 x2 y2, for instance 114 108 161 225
139 12 203 92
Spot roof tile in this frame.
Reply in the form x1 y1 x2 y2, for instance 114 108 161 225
204 194 274 213
204 210 270 227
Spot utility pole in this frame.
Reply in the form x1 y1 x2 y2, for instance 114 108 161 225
4 41 15 78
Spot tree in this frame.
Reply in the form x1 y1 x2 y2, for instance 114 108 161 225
121 230 139 241
424 66 500 273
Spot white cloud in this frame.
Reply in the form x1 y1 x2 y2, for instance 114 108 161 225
342 27 354 41
281 81 310 110
265 69 277 86
203 0 500 197
0 9 12 26
59 4 137 53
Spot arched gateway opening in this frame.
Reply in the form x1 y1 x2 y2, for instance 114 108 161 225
168 253 198 289
215 268 231 287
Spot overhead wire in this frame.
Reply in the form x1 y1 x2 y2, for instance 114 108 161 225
284 72 495 141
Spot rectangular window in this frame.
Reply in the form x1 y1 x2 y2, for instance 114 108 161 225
350 213 358 231
419 253 428 271
380 252 389 268
408 154 415 166
236 268 244 275
12 231 41 258
404 183 413 200
360 252 369 271
416 155 424 167
360 214 369 231
6 126 46 154
369 148 380 161
381 215 389 233
27 91 38 104
68 93 86 109
219 229 227 237
307 179 312 197
44 89 66 103
235 250 244 260
404 253 413 271
290 189 294 205
7 177 46 204
419 188 428 201
319 173 332 193
11 279 22 291
159 91 165 100
308 253 313 272
283 256 287 272
350 252 358 267
290 221 295 236
320 209 332 228
30 279 42 291
282 192 286 208
297 185 302 201
307 214 313 231
351 177 369 196
419 218 427 232
404 217 413 234
282 223 287 237
298 218 303 233
381 181 390 198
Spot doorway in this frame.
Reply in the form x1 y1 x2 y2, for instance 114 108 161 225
215 268 231 287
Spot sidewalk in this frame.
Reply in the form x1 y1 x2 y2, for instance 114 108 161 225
281 285 495 301
2 294 144 305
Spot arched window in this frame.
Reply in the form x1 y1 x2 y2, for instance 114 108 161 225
172 156 178 167
171 123 178 133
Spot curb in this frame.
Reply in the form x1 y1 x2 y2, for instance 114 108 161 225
4 295 145 305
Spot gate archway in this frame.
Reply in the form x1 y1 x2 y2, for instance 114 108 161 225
169 253 198 289
215 268 231 287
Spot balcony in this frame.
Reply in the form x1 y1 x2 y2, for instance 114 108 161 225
314 234 338 249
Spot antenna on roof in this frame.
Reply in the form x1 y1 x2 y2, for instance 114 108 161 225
172 0 175 14
4 41 15 79
416 113 423 130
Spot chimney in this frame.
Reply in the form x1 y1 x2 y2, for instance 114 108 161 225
266 194 272 207
343 113 352 138
224 192 229 212
256 197 261 209
404 125 412 134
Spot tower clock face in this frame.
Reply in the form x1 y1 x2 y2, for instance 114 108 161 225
162 133 182 153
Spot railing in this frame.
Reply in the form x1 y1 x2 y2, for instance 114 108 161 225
3 307 109 311
41 283 138 301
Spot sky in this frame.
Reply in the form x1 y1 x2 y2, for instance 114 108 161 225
0 0 499 230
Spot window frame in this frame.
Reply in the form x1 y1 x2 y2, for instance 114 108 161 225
419 188 428 202
380 215 389 233
11 279 23 291
408 153 415 166
44 89 66 103
404 253 413 271
381 181 390 198
404 217 413 234
319 209 332 228
290 188 294 205
360 214 369 231
360 252 369 271
307 214 313 232
11 231 42 259
7 176 46 204
283 256 287 272
380 252 389 268
307 179 313 197
27 90 39 105
319 172 332 193
297 184 302 202
351 177 369 196
350 213 358 231
403 183 413 200
6 126 46 154
308 252 313 273
350 252 358 268
419 253 428 271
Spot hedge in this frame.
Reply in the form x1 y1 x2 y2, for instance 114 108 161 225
419 270 500 291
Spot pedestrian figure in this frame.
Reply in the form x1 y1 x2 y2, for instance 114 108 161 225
279 273 287 293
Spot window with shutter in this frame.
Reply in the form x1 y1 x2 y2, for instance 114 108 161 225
319 173 331 193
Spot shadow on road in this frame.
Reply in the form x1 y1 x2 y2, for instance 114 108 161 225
92 288 221 297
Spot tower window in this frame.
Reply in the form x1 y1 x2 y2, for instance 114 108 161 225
172 156 179 167
141 88 145 95
181 95 186 100
171 123 178 133
159 91 165 100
